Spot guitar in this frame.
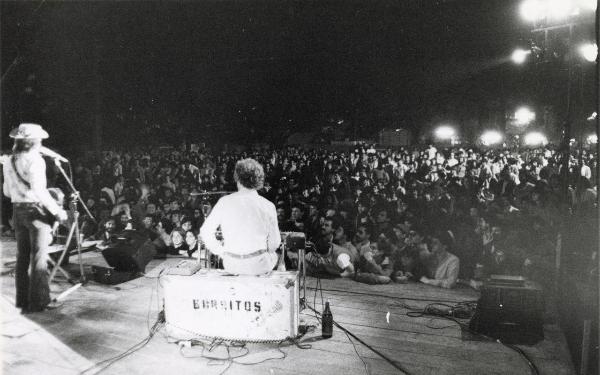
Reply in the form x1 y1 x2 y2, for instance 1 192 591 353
1 154 66 224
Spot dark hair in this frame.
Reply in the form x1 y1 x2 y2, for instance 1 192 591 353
315 238 332 255
234 158 265 189
433 230 455 250
324 215 342 231
13 138 39 153
159 218 174 233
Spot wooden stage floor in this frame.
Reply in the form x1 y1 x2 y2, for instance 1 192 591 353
1 239 575 375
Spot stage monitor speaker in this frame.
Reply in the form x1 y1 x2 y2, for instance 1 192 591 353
91 265 137 285
102 230 156 272
469 276 544 345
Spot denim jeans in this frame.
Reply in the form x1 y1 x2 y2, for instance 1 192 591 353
13 204 52 311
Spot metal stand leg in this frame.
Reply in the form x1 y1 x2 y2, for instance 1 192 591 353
48 221 77 284
44 159 95 305
299 248 306 310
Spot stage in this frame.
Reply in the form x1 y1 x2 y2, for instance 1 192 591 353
1 239 575 375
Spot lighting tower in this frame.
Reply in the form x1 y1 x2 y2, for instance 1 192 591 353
519 0 596 200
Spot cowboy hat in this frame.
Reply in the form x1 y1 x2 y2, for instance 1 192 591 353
9 123 49 139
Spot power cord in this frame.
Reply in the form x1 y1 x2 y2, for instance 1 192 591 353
79 274 165 375
305 303 413 375
309 275 413 375
310 284 537 375
176 335 313 375
398 301 539 375
79 312 164 374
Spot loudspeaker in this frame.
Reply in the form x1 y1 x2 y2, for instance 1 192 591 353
469 277 544 345
91 265 137 285
102 230 156 272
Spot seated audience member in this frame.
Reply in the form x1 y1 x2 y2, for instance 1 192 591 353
168 228 188 256
305 237 357 278
141 214 158 241
153 219 173 256
192 208 204 230
281 204 306 233
115 211 133 232
180 216 193 233
353 224 372 256
184 230 201 258
354 230 396 284
276 206 288 231
419 230 460 288
334 222 358 257
309 216 358 277
391 247 424 283
94 218 117 245
305 201 321 240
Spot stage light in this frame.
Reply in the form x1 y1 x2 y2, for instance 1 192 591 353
511 48 531 64
581 0 597 11
579 43 597 62
520 0 544 22
547 0 573 20
434 126 455 140
481 131 503 146
515 106 536 125
524 132 547 146
587 134 598 144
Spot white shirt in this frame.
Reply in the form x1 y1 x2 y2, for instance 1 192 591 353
2 151 61 215
200 188 281 256
581 165 591 180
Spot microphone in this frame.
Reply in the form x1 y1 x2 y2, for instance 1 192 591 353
40 146 69 163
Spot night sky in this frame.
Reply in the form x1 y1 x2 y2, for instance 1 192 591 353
0 0 595 151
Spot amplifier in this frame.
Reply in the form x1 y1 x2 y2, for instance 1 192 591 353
102 231 156 272
469 277 544 345
161 270 299 342
91 265 137 285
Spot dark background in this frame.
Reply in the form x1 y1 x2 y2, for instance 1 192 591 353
1 0 596 151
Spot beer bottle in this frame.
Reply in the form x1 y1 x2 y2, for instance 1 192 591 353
322 301 333 338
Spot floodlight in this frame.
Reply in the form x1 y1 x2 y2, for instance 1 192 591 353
579 43 598 62
547 0 573 20
587 134 598 144
581 0 597 11
515 107 536 125
520 0 544 22
481 131 503 146
511 48 531 64
524 132 547 146
435 126 455 140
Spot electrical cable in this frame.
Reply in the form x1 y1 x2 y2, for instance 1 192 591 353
307 286 477 305
398 301 539 375
79 317 163 374
79 272 165 375
177 336 296 375
309 275 413 375
306 303 413 375
311 282 537 375
345 330 370 375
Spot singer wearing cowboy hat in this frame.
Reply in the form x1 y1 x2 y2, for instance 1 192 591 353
3 123 68 313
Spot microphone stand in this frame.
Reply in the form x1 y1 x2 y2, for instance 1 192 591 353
48 158 96 301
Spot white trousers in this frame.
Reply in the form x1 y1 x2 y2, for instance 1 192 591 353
222 251 278 275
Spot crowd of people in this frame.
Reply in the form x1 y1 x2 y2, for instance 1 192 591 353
8 142 598 289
